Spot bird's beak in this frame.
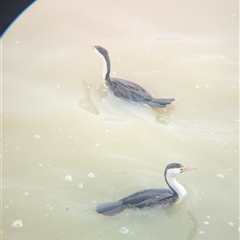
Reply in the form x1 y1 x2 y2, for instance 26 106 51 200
86 42 95 50
181 166 199 173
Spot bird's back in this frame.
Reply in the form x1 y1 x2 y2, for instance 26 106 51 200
106 77 152 103
120 188 178 208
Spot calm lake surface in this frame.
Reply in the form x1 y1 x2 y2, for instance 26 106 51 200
2 0 239 239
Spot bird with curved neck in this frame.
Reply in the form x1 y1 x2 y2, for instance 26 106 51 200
92 45 175 108
96 163 199 216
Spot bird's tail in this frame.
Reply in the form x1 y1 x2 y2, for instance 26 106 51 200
96 201 125 216
147 98 175 108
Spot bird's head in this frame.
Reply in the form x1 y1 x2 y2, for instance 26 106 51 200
164 163 199 178
93 45 109 57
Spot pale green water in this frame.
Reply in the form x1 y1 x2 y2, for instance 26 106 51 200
2 0 239 239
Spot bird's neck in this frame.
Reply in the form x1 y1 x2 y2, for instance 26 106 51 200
95 49 111 80
165 176 187 199
104 54 111 75
102 54 111 80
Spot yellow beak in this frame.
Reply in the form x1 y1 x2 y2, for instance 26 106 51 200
181 166 199 173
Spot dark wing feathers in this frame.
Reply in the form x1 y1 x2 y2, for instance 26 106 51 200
109 77 152 102
120 189 177 208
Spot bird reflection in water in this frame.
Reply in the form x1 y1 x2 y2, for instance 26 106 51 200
186 211 200 240
165 205 199 239
151 104 175 124
79 80 106 115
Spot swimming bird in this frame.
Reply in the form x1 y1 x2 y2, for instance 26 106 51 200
92 45 175 108
96 163 198 216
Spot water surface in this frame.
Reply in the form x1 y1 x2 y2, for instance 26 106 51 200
2 0 239 239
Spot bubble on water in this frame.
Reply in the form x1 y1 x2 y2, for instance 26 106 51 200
65 175 73 181
204 221 209 225
119 227 129 235
228 221 234 227
33 135 40 139
88 173 95 178
78 183 83 188
95 143 100 147
199 231 204 234
23 192 29 196
216 174 224 179
11 219 23 228
206 216 211 219
195 85 200 89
